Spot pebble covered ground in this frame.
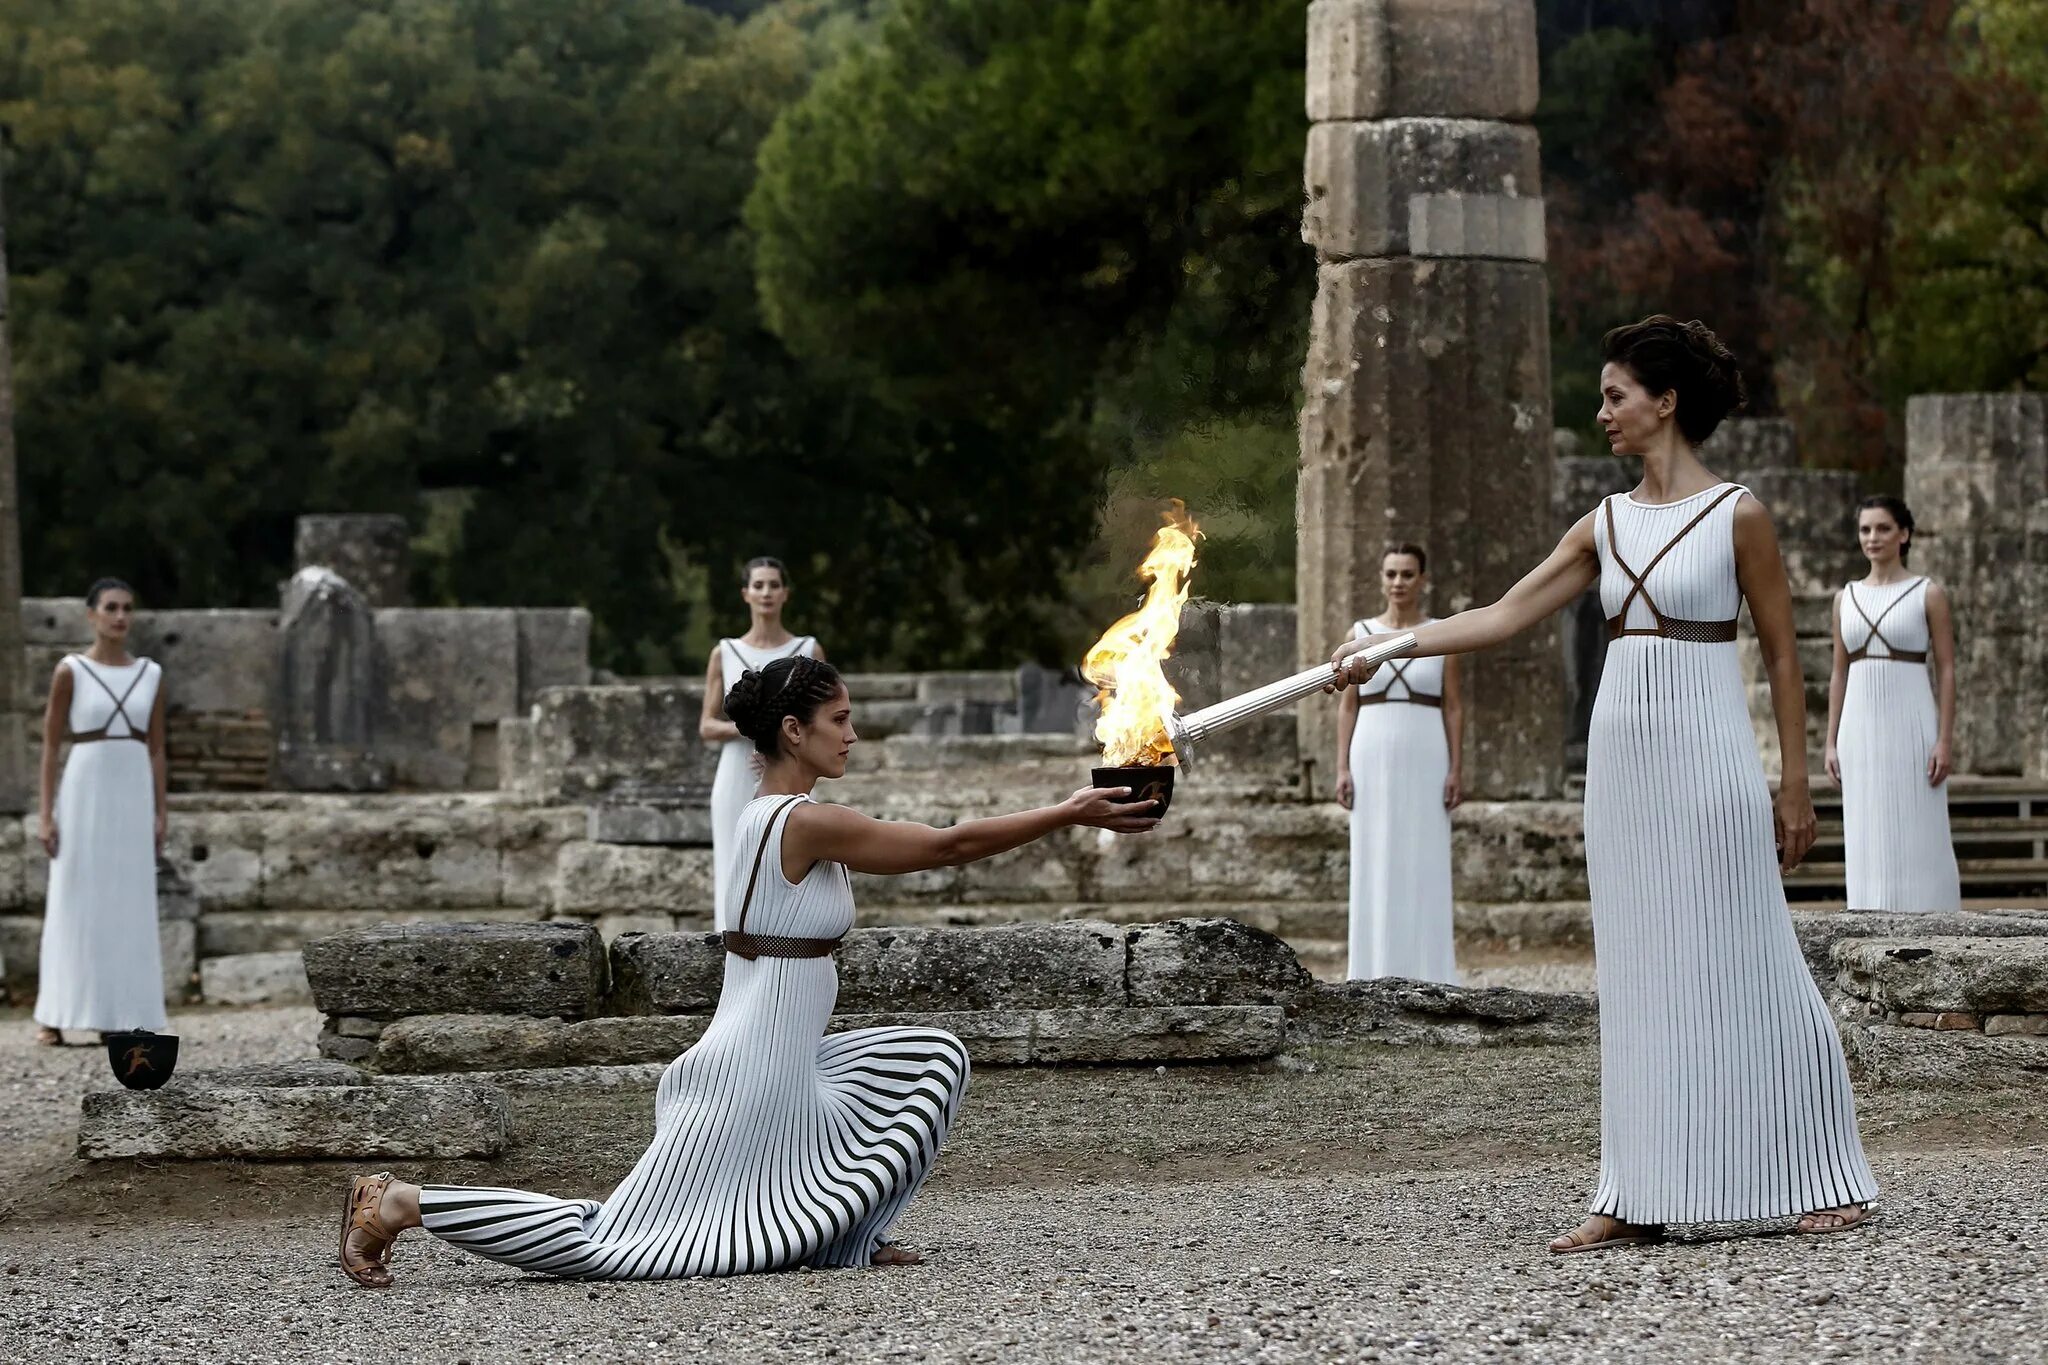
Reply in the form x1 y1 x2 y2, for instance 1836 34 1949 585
2 1006 2042 1364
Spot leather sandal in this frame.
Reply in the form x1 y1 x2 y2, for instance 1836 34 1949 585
339 1172 400 1288
1549 1215 1666 1255
1795 1205 1870 1236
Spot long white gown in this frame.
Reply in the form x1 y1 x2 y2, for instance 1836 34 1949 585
1586 485 1877 1222
710 635 817 930
1836 578 1961 912
1345 616 1456 983
420 794 970 1278
35 655 167 1033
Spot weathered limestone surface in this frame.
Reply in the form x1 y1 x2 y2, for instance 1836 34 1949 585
373 1012 711 1073
1295 977 1596 1045
1834 936 2048 1015
373 608 519 790
836 923 1128 1013
198 906 543 958
1304 119 1543 261
1297 257 1559 799
1904 394 2048 778
199 950 311 1006
586 795 713 846
1126 919 1314 1006
78 1080 506 1160
515 609 593 710
1794 911 2048 987
1839 1022 2048 1089
273 570 386 792
304 921 606 1020
294 514 412 609
1306 0 1539 123
606 931 726 1015
552 841 714 918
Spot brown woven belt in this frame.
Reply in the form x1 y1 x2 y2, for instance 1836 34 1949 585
66 730 149 745
1358 692 1443 708
720 930 841 960
1846 648 1927 665
1605 615 1739 643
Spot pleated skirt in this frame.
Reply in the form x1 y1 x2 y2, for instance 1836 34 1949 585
1839 661 1961 912
1346 704 1456 983
35 743 166 1032
1583 639 1878 1223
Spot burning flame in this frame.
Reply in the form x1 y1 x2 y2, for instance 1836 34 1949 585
1083 501 1201 767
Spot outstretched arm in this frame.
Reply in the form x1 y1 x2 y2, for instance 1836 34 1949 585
1733 495 1816 872
1333 512 1601 670
783 789 1157 879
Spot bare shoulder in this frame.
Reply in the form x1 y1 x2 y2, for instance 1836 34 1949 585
1731 488 1774 525
50 657 74 686
1923 578 1951 608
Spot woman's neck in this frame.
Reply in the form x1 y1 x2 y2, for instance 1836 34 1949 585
1378 603 1426 630
85 640 133 665
1631 438 1719 504
1862 559 1913 585
740 615 793 647
755 761 820 798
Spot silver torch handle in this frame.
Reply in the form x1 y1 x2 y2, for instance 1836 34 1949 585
1163 631 1418 772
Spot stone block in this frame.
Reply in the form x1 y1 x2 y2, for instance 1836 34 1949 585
836 922 1128 1013
273 570 388 792
1840 1022 2048 1089
552 841 714 917
1794 911 2048 986
1834 936 2048 1015
0 913 38 988
1297 256 1560 799
294 514 412 608
78 1082 505 1160
371 608 520 789
303 921 606 1020
22 597 90 645
1217 603 1299 699
1986 1014 2048 1037
1701 416 1799 473
1303 119 1543 262
1897 1010 1980 1031
128 611 279 716
527 684 715 802
497 717 539 796
259 806 505 910
586 800 714 846
1294 977 1597 1045
199 950 311 1006
1126 919 1314 1006
160 919 196 1002
1016 664 1092 737
197 906 542 958
607 931 726 1015
1028 1005 1284 1063
916 672 1016 705
515 608 592 710
1306 0 1539 121
372 1012 710 1073
0 817 23 911
161 810 265 910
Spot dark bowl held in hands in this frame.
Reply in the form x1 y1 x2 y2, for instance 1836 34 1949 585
105 1030 179 1090
1092 764 1175 820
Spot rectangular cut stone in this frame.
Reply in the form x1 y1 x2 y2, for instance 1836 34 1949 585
527 684 716 802
1794 911 2048 986
371 608 521 789
0 913 38 987
373 1012 711 1073
1307 0 1538 122
1841 1022 2048 1089
199 950 312 1006
78 1083 506 1160
552 841 714 917
586 801 713 846
1297 256 1560 798
1126 919 1314 1007
303 921 606 1019
1028 1006 1284 1064
1294 977 1598 1046
259 806 504 910
160 920 196 1002
128 611 280 716
1986 1014 2048 1037
608 931 726 1014
1702 416 1799 472
198 906 542 957
0 817 22 911
515 608 592 710
837 922 1129 1013
1407 192 1545 260
1304 119 1541 262
1833 935 2048 1015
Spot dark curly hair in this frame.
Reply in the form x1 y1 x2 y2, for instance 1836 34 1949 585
1602 315 1749 445
1857 494 1917 565
725 655 843 756
86 577 135 608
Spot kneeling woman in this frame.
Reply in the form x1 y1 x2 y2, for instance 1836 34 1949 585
338 656 1157 1286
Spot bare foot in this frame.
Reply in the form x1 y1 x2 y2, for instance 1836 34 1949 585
36 1027 61 1046
1795 1204 1869 1235
1549 1214 1664 1254
871 1243 923 1267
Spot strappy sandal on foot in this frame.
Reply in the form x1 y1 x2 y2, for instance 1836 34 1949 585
340 1173 400 1288
1549 1218 1666 1255
1795 1205 1871 1236
871 1243 923 1267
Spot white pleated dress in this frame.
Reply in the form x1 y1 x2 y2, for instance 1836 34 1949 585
1836 578 1961 912
711 636 817 929
35 656 167 1033
1585 485 1877 1223
1345 617 1457 983
419 794 970 1278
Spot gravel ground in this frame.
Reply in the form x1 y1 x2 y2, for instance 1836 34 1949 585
2 1006 2043 1365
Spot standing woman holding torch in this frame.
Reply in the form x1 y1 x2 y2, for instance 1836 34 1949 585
1334 317 1876 1249
1334 544 1463 983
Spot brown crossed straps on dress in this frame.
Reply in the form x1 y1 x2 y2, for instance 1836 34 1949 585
1843 579 1929 664
720 794 846 961
66 657 153 744
1603 487 1745 643
1358 655 1442 708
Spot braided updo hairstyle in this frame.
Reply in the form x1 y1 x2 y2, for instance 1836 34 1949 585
1602 315 1749 445
724 655 844 756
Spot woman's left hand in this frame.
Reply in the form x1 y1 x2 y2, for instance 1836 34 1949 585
1773 785 1816 874
1927 741 1952 787
154 809 167 855
1442 772 1463 811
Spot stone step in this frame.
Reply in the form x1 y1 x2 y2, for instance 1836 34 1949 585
198 950 311 1006
1832 935 2048 1016
1840 1022 2048 1089
364 1006 1287 1072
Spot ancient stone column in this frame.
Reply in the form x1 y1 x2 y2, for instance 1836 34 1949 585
294 514 412 609
1296 0 1561 797
0 161 27 814
273 568 390 791
1905 395 2048 779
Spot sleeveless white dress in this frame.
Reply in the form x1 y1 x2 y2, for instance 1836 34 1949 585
1586 485 1877 1222
711 636 818 929
420 794 970 1277
35 655 167 1033
1837 578 1961 912
1345 616 1456 983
